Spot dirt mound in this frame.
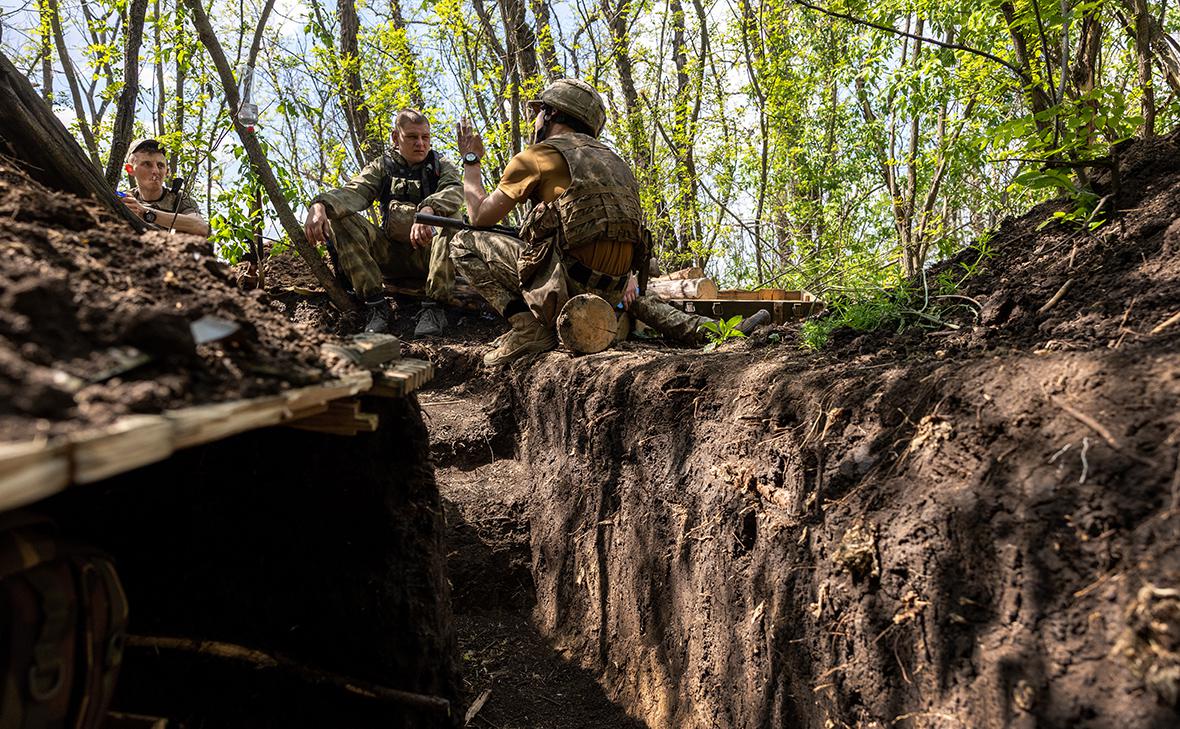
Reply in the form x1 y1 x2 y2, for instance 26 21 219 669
0 163 345 441
417 129 1180 728
830 127 1180 360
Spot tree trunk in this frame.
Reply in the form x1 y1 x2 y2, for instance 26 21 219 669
184 0 358 313
154 0 165 136
529 0 562 79
105 0 151 186
37 0 54 102
389 0 424 107
999 1 1053 124
338 0 378 164
47 0 101 166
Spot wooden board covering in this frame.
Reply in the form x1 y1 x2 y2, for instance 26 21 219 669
321 333 401 369
287 398 380 436
369 359 435 398
0 358 434 513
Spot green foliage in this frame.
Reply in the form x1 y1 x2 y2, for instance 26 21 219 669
700 315 747 352
7 0 1178 288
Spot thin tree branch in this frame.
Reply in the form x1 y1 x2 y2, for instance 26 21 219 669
785 0 1025 78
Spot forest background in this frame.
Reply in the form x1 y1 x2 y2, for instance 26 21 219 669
1 0 1178 322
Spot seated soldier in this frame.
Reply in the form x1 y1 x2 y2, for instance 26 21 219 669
453 78 715 366
304 109 462 334
120 138 210 237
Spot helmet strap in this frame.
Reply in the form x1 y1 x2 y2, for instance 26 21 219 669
533 108 555 144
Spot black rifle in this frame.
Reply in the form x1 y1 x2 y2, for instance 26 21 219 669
414 212 520 239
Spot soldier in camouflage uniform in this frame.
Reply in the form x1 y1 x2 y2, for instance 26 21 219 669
454 79 714 366
304 110 463 334
120 138 209 237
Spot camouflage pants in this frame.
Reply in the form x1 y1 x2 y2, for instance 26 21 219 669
329 208 456 302
450 230 710 344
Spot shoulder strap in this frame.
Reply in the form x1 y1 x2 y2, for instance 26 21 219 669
420 151 440 201
379 155 394 228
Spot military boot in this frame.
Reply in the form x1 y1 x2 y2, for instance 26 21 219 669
484 312 557 366
362 297 395 334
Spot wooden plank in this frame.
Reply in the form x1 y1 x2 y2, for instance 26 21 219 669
0 370 392 511
284 372 372 412
288 398 379 435
166 396 290 450
715 288 817 302
322 334 401 369
0 441 70 513
370 359 434 398
71 415 174 484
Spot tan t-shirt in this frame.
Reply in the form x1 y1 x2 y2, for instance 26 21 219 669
496 143 633 277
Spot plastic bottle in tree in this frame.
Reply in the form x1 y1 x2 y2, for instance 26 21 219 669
238 65 258 132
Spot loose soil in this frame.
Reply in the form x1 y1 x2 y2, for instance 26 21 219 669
410 128 1180 728
0 162 350 441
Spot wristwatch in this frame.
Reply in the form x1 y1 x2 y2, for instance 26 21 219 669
143 210 157 224
462 152 481 166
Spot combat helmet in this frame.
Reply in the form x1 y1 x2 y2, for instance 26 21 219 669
528 79 607 136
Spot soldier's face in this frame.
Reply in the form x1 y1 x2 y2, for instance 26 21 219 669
127 152 168 189
395 122 431 164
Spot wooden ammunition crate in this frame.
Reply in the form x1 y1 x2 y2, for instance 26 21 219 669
666 289 823 323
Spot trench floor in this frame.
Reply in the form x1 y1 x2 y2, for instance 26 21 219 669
421 389 645 729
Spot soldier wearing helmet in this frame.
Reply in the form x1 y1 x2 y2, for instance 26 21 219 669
454 78 712 366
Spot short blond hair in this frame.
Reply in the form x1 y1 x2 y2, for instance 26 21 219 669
394 109 429 131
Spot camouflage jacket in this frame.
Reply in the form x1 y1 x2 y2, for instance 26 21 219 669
312 150 463 220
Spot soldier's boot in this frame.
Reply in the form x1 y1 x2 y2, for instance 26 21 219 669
413 301 449 336
483 312 557 366
362 297 395 334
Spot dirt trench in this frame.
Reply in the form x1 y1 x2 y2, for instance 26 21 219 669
422 336 1179 729
415 129 1180 729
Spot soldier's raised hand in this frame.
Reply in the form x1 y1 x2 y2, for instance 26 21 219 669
456 117 486 160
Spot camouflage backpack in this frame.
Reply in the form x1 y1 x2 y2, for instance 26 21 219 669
0 515 128 729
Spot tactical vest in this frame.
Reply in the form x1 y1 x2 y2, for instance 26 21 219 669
379 151 440 228
537 134 643 253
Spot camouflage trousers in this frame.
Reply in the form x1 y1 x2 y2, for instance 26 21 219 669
329 208 456 302
450 230 710 344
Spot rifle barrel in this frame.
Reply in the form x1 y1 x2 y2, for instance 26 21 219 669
413 213 519 238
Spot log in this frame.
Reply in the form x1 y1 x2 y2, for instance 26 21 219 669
557 294 618 354
0 51 145 231
664 266 705 280
647 277 719 300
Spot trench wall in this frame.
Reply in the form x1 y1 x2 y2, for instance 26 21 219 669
508 348 1180 729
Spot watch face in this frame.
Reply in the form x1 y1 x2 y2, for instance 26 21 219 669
463 152 479 165
143 210 157 223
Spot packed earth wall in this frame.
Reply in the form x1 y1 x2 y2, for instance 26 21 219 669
501 344 1180 729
